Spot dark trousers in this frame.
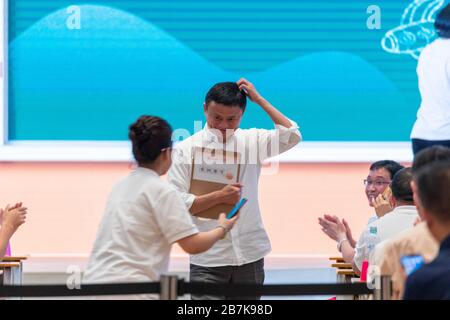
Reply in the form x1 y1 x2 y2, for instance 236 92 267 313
189 258 265 300
412 139 450 155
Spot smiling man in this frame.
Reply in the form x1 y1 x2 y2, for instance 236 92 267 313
318 160 404 264
364 161 405 215
168 78 301 300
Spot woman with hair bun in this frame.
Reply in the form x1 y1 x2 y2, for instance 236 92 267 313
83 115 238 298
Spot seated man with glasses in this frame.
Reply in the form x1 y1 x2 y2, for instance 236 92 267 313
352 167 418 274
371 146 450 299
318 160 404 264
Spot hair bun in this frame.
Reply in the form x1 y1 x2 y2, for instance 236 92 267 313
129 115 173 165
130 119 154 142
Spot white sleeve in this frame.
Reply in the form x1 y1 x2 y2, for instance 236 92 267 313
255 118 302 163
153 187 198 244
353 231 367 272
370 239 387 266
167 145 196 209
447 58 450 82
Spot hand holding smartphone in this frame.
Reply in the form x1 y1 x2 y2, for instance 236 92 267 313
227 198 248 219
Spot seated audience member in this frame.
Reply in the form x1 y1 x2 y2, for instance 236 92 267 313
319 160 404 263
374 146 450 299
352 168 418 273
83 116 238 299
0 203 27 257
404 161 450 300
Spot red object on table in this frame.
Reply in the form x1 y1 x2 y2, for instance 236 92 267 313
360 260 369 282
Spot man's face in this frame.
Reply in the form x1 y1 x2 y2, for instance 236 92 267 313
204 102 243 140
364 167 391 207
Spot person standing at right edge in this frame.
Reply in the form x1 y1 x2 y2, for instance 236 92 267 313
168 79 301 300
411 4 450 155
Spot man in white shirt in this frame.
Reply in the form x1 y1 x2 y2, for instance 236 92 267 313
318 160 404 264
411 4 450 154
168 79 301 299
353 168 418 273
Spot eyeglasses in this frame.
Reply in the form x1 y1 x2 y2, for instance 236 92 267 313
363 179 391 187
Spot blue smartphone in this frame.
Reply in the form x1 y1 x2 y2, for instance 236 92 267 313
227 198 248 219
400 255 425 276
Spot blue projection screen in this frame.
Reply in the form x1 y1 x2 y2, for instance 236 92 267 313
7 0 449 141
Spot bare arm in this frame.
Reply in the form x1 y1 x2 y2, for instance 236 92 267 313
190 191 222 215
0 205 27 257
341 242 356 264
340 218 356 263
177 214 238 254
237 78 292 128
178 228 226 255
0 225 15 257
190 184 242 215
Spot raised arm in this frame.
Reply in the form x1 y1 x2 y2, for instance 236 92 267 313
237 78 293 128
0 205 27 257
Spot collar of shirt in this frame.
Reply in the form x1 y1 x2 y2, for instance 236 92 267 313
134 166 159 177
390 205 417 216
202 124 240 145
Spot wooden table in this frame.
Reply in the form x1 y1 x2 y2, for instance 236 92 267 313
0 256 28 262
0 256 28 285
336 269 357 282
331 263 353 269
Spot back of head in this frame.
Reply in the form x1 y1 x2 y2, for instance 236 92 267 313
391 167 414 204
128 115 172 166
205 82 247 110
412 145 450 173
370 160 404 179
435 3 450 38
416 161 450 224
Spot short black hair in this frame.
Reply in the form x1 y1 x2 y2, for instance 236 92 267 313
369 160 404 179
416 160 450 223
128 115 172 165
205 82 247 111
412 145 450 173
435 3 450 38
391 167 414 203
